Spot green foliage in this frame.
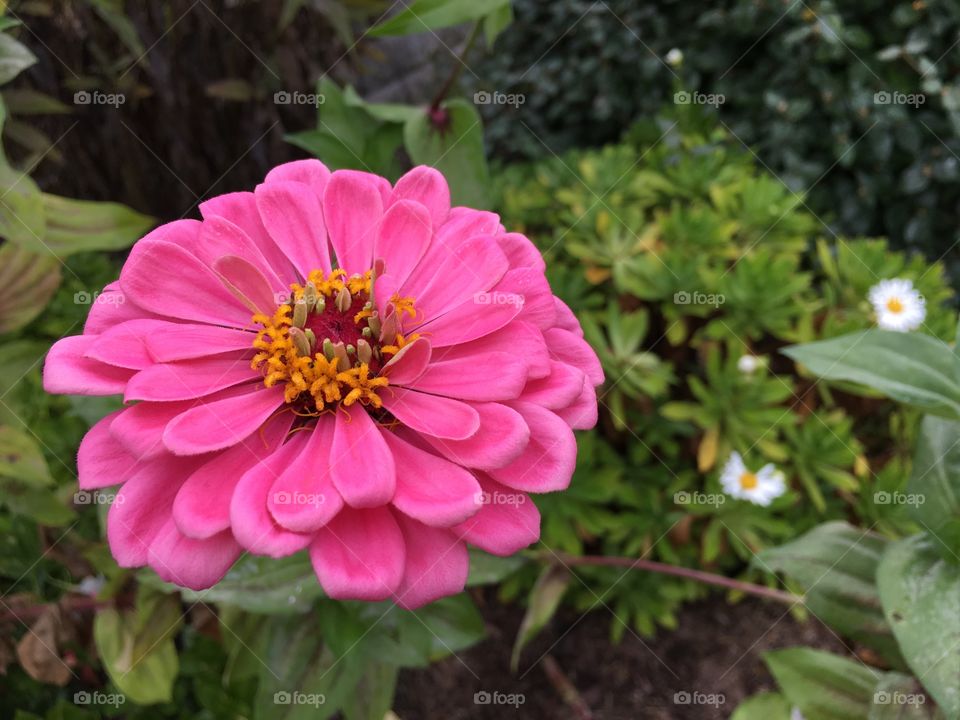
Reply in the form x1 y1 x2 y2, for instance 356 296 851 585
477 0 960 284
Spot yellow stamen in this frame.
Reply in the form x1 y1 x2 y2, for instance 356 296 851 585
739 472 758 490
886 297 904 314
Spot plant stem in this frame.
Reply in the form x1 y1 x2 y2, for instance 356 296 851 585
550 553 800 605
430 20 483 110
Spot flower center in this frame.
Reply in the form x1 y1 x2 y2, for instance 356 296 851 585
885 297 904 314
250 267 418 413
739 472 758 490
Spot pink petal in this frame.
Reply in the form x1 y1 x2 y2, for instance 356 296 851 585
392 513 468 610
414 293 522 347
422 401 530 471
494 267 556 330
497 232 545 273
555 381 599 430
545 328 604 385
163 385 284 455
199 192 296 282
110 400 194 459
78 411 141 489
43 336 133 396
136 218 203 254
213 255 280 316
264 159 330 195
145 323 255 362
382 387 479 440
309 506 405 601
418 208 501 275
84 321 154 370
432 320 550 378
324 170 384 275
124 353 256 402
119 240 251 327
454 475 540 556
519 360 586 410
408 236 508 320
199 216 286 290
148 519 241 590
390 166 450 227
107 454 200 566
384 431 482 527
381 337 432 385
488 401 576 493
255 180 331 276
84 287 162 335
330 408 396 508
267 417 344 532
229 449 314 557
374 200 433 286
552 297 584 337
406 352 527 402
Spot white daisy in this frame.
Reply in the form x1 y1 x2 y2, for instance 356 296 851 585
791 709 806 720
868 278 925 332
719 451 786 506
737 354 764 374
665 48 684 66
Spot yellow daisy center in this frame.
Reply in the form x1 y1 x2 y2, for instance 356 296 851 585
250 268 417 413
885 297 904 314
739 472 758 490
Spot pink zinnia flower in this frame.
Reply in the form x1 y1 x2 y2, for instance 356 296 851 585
43 161 602 609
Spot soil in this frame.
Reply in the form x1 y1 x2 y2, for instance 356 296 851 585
394 593 850 720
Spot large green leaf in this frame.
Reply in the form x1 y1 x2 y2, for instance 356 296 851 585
908 416 960 558
869 673 943 720
783 331 960 419
93 590 182 704
0 340 49 428
369 0 510 36
340 661 398 720
0 425 54 487
758 522 900 663
0 243 61 333
466 549 525 586
403 99 491 208
0 32 37 85
877 534 960 718
40 193 153 255
765 647 880 720
144 553 325 614
731 692 792 720
0 164 45 249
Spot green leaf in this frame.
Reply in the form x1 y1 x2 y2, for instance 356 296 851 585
40 193 154 255
511 564 570 671
340 661 398 720
0 424 54 487
1 89 72 115
145 553 325 613
415 594 486 661
0 340 48 427
0 163 46 249
0 243 61 333
908 416 960 557
868 673 941 720
483 2 513 47
783 331 960 419
403 99 490 208
731 692 792 720
0 32 37 84
764 647 880 720
93 589 182 704
466 549 525 586
758 522 901 663
877 534 960 718
342 85 420 124
369 0 510 36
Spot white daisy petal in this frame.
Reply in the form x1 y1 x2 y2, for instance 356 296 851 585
868 278 925 332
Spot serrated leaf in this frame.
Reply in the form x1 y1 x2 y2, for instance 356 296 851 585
877 534 960 718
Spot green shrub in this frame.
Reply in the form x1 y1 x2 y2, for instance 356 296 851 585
478 0 960 284
494 107 956 638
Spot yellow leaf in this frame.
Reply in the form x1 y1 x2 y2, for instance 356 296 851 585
698 426 720 472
